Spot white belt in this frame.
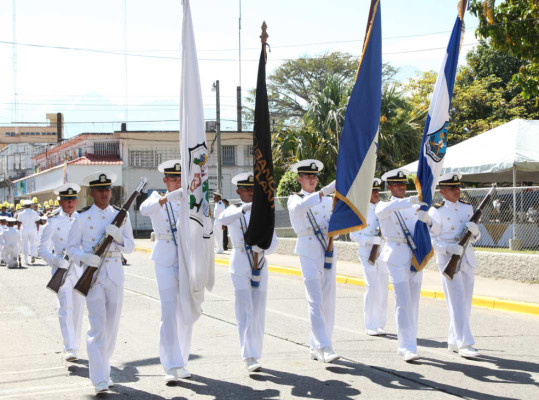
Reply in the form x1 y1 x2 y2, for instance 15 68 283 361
104 251 121 258
155 234 174 240
296 230 328 238
384 236 407 244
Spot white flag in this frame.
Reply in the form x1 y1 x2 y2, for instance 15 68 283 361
177 0 215 324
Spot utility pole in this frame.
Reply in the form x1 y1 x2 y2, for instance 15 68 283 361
214 80 222 194
237 0 242 132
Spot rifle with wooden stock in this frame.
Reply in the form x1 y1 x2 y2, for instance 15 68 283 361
46 254 71 293
74 177 147 296
367 230 382 265
443 185 496 280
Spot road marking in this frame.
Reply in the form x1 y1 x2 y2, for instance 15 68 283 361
0 386 88 399
0 383 91 396
0 366 64 376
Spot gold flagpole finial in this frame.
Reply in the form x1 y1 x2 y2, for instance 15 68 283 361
261 21 268 63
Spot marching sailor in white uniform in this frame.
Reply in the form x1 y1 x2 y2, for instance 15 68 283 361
139 160 192 382
66 172 135 393
350 178 389 336
213 192 226 254
287 160 339 363
217 172 277 373
375 168 427 362
3 218 20 268
17 199 41 265
39 183 84 362
428 173 481 358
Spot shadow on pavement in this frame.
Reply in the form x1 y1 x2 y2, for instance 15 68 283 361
326 359 525 400
249 367 360 399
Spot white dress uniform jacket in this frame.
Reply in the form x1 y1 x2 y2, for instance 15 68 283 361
17 208 41 262
67 204 135 386
139 190 192 371
218 202 277 361
39 210 84 354
350 202 389 332
375 196 422 354
213 200 226 252
429 199 480 349
288 190 337 351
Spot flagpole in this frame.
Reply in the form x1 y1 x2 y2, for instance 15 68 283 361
252 21 268 270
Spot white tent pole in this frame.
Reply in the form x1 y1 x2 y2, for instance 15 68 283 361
513 163 517 240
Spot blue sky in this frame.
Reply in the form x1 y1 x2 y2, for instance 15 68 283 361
0 0 479 137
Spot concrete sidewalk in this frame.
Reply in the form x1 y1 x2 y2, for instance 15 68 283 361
133 239 539 316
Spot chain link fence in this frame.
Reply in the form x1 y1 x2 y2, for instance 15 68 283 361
224 186 539 251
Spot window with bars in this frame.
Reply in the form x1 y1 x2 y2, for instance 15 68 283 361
94 142 120 156
244 144 254 167
129 149 181 168
222 145 236 166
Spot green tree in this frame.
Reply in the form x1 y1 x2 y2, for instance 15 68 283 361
276 170 301 198
377 82 424 173
469 0 539 99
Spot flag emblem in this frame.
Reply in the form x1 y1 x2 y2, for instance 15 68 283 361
425 122 448 162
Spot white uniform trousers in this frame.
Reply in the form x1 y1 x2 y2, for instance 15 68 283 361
439 261 475 348
231 267 268 360
386 262 423 353
155 263 192 371
299 255 337 350
86 273 123 386
4 245 19 267
21 230 37 261
57 273 84 353
359 254 389 331
213 221 224 252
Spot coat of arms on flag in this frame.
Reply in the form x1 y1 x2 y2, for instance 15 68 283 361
425 122 448 162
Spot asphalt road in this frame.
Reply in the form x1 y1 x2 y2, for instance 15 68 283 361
0 251 537 399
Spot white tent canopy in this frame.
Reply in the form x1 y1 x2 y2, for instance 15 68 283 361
403 119 539 184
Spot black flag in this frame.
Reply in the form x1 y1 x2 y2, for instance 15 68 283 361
245 37 275 250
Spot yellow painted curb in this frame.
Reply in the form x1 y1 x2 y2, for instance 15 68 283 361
135 247 539 316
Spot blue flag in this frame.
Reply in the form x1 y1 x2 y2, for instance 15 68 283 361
411 7 466 271
328 0 382 237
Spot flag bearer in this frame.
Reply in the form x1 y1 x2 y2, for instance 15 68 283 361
218 172 277 373
139 160 192 383
287 160 339 363
375 168 427 362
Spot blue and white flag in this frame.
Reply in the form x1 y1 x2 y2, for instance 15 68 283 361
412 5 466 271
328 0 382 237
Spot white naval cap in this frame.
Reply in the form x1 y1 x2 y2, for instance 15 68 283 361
372 178 382 190
381 168 410 183
22 199 33 206
53 182 81 198
6 217 16 223
82 171 117 188
438 172 462 186
291 159 324 174
157 159 182 175
231 172 255 188
0 216 6 220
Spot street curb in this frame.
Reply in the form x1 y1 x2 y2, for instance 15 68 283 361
134 247 539 317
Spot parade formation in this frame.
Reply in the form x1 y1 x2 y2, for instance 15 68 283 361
1 0 536 398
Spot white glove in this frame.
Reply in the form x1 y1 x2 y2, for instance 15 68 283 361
165 188 183 202
446 244 464 256
242 203 252 213
251 245 264 253
57 257 70 270
52 255 68 269
417 210 432 225
320 180 336 196
81 252 101 267
466 221 479 237
105 224 123 244
409 196 428 208
371 236 382 246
